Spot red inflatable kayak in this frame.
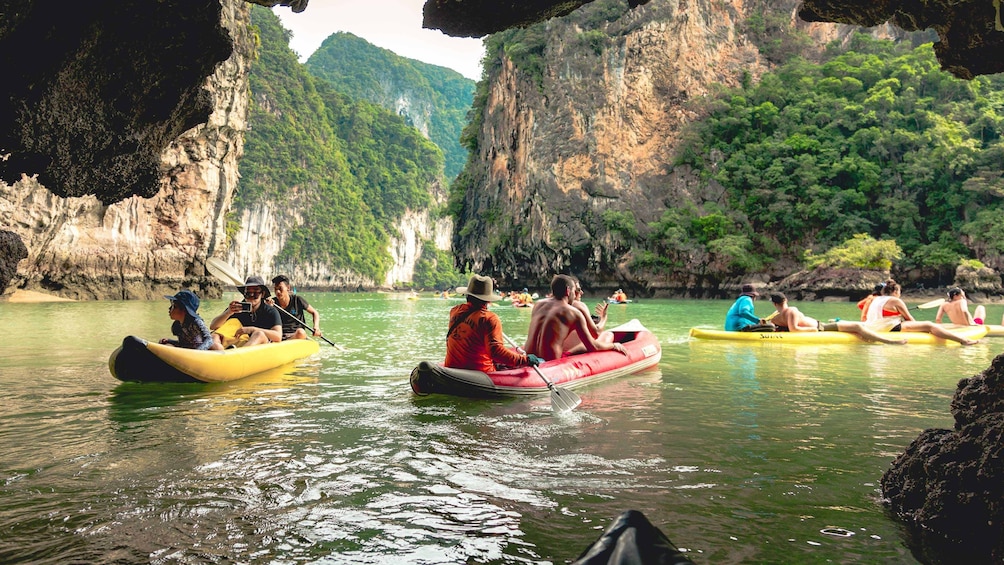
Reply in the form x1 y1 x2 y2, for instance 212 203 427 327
410 320 662 398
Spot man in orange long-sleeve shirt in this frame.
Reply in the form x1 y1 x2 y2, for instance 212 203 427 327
444 274 542 373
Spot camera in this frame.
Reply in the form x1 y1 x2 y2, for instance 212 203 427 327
239 301 252 312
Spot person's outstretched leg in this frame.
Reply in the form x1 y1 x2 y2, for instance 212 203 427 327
903 321 978 345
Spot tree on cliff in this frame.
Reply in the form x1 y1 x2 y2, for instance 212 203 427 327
305 32 475 181
674 34 1004 280
238 7 445 282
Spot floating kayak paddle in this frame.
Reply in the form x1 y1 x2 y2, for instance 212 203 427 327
502 333 581 413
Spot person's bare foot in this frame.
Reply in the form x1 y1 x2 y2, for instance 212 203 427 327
893 339 908 345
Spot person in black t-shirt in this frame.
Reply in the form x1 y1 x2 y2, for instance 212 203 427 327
269 274 322 340
209 275 283 348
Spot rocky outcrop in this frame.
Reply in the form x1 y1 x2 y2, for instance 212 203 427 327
453 0 772 291
0 231 28 296
766 268 891 302
881 354 1004 564
0 1 253 300
953 263 1004 300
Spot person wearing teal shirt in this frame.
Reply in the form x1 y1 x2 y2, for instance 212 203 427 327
725 284 763 331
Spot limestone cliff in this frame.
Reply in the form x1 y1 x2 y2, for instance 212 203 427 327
453 0 779 292
222 195 453 290
0 1 252 300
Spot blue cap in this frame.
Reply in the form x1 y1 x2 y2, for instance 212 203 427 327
164 289 200 317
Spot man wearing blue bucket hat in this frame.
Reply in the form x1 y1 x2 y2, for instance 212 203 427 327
160 289 214 350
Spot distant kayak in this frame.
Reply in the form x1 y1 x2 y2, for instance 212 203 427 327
690 325 989 345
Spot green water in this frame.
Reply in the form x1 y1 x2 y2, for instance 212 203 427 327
1 294 1000 564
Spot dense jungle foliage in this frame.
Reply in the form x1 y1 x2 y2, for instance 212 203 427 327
239 7 446 282
664 34 1004 278
458 0 1004 283
306 32 475 180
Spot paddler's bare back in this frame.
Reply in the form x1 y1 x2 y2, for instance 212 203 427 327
524 297 581 360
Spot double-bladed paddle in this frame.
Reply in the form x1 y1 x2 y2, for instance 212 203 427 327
205 258 345 350
502 333 581 413
913 298 946 310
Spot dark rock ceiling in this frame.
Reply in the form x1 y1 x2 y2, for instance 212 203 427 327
797 0 1004 80
0 0 232 204
1 0 999 206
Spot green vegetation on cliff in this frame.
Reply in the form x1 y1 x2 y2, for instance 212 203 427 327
670 34 1004 278
305 32 474 180
239 7 443 281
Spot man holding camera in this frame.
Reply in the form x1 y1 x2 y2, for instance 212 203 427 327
209 275 283 349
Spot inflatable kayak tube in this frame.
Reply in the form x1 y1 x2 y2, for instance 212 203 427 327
109 335 319 383
689 325 989 345
411 319 661 398
944 323 1004 337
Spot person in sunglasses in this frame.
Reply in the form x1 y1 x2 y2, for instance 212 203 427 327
209 275 282 349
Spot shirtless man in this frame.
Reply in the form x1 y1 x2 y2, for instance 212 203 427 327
770 293 908 344
934 288 977 326
864 282 979 345
560 277 612 355
525 274 628 361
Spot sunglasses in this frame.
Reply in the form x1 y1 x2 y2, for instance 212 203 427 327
244 290 263 298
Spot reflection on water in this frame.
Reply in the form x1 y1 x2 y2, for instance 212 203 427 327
0 296 999 563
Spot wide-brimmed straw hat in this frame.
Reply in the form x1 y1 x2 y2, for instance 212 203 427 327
237 275 271 299
457 275 501 302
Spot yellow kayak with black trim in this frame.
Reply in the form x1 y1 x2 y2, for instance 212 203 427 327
109 336 319 383
689 325 989 345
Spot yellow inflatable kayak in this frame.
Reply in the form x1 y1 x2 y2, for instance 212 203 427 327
942 324 1004 337
109 336 319 383
689 325 989 345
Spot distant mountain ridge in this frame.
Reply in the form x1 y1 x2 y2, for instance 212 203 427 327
305 32 475 180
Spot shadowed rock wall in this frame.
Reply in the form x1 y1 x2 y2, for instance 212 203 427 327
0 231 28 295
0 0 234 204
881 354 1004 563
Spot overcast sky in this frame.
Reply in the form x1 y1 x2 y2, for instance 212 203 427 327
273 1 486 80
